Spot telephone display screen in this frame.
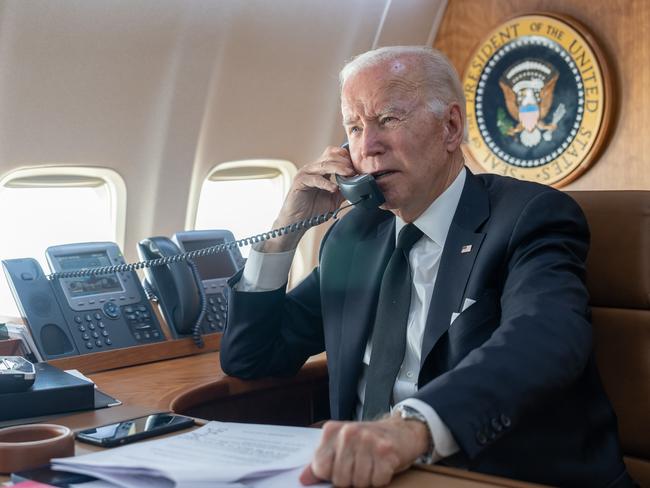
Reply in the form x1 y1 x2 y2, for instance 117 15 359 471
56 251 123 297
181 238 237 280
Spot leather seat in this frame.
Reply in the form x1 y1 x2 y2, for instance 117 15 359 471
568 191 650 487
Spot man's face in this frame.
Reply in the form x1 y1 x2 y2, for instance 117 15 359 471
341 59 460 222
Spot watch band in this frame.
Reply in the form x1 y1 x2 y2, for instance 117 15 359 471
394 404 435 464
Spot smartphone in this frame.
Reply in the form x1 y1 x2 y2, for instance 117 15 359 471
76 413 195 447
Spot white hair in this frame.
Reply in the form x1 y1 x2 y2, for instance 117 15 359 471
339 46 466 125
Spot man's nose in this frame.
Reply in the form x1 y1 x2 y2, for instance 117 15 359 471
359 126 385 160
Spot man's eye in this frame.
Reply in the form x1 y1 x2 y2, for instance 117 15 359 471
380 116 397 125
348 126 361 134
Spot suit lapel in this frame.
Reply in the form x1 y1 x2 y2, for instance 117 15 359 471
420 171 489 367
336 213 394 420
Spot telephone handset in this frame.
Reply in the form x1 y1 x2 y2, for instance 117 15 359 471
137 237 203 342
136 231 242 345
2 242 165 360
335 142 386 209
335 173 385 209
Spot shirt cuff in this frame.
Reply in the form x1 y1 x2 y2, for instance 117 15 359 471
394 397 460 463
237 249 296 292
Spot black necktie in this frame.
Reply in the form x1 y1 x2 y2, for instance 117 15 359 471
362 223 423 420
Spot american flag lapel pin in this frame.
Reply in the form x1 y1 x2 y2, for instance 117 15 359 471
461 244 472 254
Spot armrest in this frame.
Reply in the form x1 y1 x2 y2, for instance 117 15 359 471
170 356 330 426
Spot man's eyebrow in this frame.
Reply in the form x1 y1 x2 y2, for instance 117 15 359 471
342 115 358 125
380 105 408 115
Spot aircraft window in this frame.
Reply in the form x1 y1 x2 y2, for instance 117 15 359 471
0 167 126 316
192 160 296 258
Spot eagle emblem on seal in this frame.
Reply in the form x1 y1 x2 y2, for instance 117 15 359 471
497 59 566 148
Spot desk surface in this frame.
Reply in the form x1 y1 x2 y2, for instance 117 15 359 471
0 349 547 488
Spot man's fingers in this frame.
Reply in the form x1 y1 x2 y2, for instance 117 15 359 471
331 424 358 486
299 464 322 486
305 421 341 483
297 174 339 193
351 446 373 487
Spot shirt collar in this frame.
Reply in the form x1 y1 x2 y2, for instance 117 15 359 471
395 167 466 247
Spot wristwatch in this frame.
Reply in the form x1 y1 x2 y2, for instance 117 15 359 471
394 404 435 464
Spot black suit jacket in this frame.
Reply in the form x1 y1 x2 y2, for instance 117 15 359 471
221 170 630 487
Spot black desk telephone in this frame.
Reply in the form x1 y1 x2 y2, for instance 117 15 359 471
1 167 384 357
2 242 165 360
137 230 244 344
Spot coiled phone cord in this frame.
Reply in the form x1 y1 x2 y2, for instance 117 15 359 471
44 201 357 348
186 259 207 348
47 203 354 281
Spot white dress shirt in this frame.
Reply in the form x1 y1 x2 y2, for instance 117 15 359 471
238 168 467 462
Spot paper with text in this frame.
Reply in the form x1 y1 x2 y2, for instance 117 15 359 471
53 421 329 488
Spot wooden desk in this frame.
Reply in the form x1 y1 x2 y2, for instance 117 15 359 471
0 407 546 488
0 350 547 487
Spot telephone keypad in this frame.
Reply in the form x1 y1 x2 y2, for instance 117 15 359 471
72 302 163 349
123 303 163 343
202 291 227 333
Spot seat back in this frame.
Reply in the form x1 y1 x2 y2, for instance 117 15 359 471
568 191 650 485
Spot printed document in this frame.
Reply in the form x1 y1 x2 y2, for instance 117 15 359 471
52 421 330 488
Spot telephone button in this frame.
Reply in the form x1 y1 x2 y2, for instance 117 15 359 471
144 332 151 339
88 323 96 330
82 333 90 340
206 314 215 322
152 330 160 338
208 297 215 305
78 325 86 332
86 342 94 349
134 332 142 340
219 305 226 312
103 302 120 318
74 316 83 324
98 321 105 328
94 312 102 321
105 338 112 345
95 340 102 347
92 331 99 339
124 306 134 313
85 314 93 322
137 306 147 312
101 330 109 337
211 306 218 313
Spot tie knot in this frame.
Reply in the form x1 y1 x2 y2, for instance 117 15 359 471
396 223 423 252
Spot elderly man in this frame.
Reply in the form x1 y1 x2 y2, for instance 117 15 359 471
220 46 631 487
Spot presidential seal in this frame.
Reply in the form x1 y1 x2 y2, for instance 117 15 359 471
462 14 612 187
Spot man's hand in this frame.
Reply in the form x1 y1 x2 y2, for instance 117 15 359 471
299 416 430 487
257 146 355 253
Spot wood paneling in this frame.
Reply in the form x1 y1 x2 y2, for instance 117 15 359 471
435 0 650 190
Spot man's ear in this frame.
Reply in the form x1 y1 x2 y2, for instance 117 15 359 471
444 103 464 152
